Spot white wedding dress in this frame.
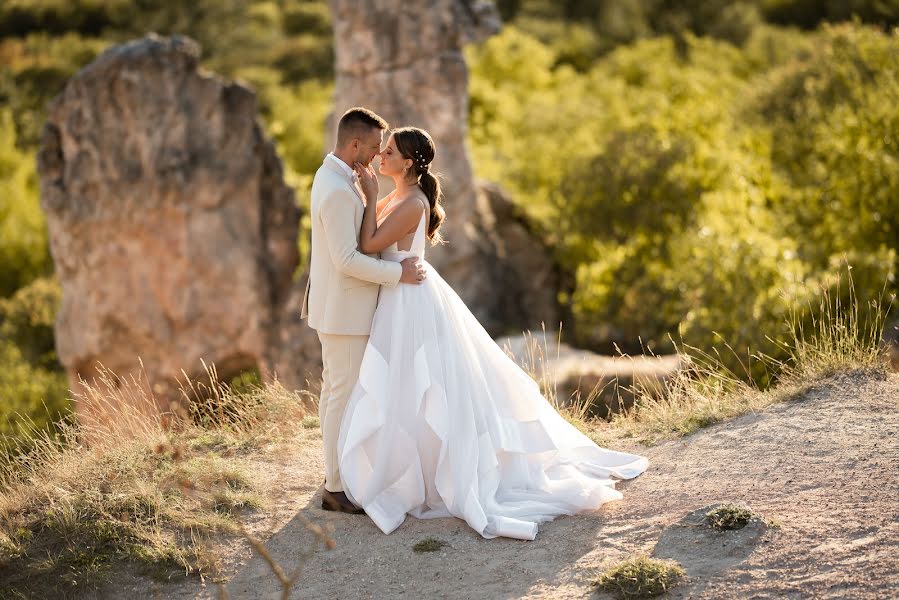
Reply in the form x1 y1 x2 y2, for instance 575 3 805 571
336 207 648 540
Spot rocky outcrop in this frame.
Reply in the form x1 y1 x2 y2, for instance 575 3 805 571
498 334 687 418
37 34 318 425
467 182 564 333
327 0 561 334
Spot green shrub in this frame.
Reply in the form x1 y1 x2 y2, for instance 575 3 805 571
705 503 754 530
0 109 52 297
0 0 131 38
282 3 331 36
0 340 69 439
761 0 899 29
760 24 899 271
0 276 61 369
594 555 685 598
272 34 334 83
467 24 896 385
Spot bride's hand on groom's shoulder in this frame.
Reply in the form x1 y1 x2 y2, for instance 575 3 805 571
354 162 379 202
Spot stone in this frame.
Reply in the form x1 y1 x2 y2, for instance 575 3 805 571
497 333 687 418
37 34 316 426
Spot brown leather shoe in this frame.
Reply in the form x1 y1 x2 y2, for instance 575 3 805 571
321 488 365 514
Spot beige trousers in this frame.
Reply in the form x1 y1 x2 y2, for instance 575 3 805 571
317 332 369 493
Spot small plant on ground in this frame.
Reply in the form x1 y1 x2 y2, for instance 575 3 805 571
412 537 447 553
594 555 685 598
705 503 754 531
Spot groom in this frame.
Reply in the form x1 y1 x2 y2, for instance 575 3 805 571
301 107 425 513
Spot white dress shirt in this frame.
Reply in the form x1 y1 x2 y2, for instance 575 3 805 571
327 152 358 183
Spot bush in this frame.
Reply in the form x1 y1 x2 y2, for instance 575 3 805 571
0 109 52 297
760 24 899 271
0 340 69 438
0 33 108 147
0 0 131 38
282 3 331 36
761 0 899 29
594 555 685 598
0 276 61 370
467 24 896 385
272 34 334 83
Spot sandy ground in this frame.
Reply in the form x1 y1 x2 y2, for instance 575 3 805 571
99 369 898 599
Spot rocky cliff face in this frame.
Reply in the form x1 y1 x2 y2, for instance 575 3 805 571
327 0 561 334
37 35 318 422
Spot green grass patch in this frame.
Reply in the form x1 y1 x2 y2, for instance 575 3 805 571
301 415 320 429
705 504 754 531
412 537 447 553
594 555 685 599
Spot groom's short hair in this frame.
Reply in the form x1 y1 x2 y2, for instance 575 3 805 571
336 107 389 146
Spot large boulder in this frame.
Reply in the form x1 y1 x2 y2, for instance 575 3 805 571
37 34 317 425
327 0 561 334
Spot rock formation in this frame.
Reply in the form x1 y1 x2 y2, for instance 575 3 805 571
37 5 574 430
497 334 687 418
327 0 562 334
37 34 319 426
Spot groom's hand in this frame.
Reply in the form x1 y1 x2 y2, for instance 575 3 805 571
400 257 426 284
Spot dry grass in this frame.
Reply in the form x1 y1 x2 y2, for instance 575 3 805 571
0 273 891 598
0 363 317 599
506 276 893 448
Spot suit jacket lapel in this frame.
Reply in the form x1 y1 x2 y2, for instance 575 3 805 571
349 179 365 204
322 156 364 205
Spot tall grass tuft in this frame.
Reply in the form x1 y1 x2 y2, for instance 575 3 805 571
771 267 893 382
618 269 892 443
505 269 893 447
0 362 317 599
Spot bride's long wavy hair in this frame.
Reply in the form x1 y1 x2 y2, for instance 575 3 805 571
392 127 446 244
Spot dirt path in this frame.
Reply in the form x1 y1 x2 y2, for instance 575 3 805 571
110 369 898 599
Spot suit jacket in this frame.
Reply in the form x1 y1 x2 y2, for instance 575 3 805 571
300 155 402 335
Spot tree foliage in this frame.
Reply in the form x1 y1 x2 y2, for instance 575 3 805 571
467 23 897 382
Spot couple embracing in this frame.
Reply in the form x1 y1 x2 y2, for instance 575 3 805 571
301 107 647 541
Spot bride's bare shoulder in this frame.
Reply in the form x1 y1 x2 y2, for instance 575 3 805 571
393 191 428 213
379 193 425 224
408 189 429 212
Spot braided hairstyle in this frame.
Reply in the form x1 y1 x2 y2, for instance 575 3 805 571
392 127 446 244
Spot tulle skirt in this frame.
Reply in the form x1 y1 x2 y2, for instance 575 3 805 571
336 254 648 540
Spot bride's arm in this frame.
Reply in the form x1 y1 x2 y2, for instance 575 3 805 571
376 190 397 218
360 195 423 254
357 165 423 254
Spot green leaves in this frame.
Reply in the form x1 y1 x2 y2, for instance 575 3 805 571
467 22 898 384
0 109 52 297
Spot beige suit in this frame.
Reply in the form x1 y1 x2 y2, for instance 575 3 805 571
301 154 402 493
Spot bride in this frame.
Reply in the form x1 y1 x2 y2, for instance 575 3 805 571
336 127 648 541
